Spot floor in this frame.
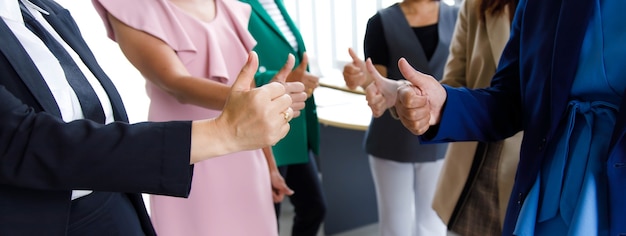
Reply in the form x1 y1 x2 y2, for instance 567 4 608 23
278 200 378 236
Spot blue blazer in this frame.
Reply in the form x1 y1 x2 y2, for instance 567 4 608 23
0 0 193 235
423 0 626 235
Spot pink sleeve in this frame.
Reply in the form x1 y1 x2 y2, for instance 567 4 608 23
91 0 196 54
221 0 256 52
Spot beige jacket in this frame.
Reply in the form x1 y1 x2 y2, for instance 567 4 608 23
433 0 522 227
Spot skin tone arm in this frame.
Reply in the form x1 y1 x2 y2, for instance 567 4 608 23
189 52 293 163
261 147 294 202
107 14 301 193
107 13 306 113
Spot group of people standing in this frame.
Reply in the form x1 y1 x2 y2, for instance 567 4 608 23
343 0 520 235
0 0 624 235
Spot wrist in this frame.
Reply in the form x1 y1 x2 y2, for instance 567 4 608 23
388 106 400 120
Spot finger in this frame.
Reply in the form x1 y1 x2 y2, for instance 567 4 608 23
398 58 431 89
232 51 259 92
294 52 309 73
365 81 379 97
272 191 284 203
284 81 306 117
343 65 363 90
284 81 305 95
285 107 295 122
305 73 319 87
348 48 364 66
397 87 426 108
290 102 306 118
368 95 387 116
274 54 296 84
261 81 288 101
284 188 294 196
365 58 384 86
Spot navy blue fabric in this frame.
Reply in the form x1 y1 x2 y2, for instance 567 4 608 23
0 0 194 235
419 0 626 235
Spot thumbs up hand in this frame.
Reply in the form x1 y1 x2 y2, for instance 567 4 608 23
364 58 400 117
218 52 293 150
342 48 369 90
270 54 307 118
394 58 447 135
285 53 319 98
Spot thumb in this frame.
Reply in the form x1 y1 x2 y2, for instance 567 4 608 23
348 48 364 66
294 52 309 73
398 58 430 89
365 58 383 87
274 54 296 83
232 51 259 92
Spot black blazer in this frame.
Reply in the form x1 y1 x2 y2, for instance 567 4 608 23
0 0 193 235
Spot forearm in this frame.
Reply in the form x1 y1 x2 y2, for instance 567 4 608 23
190 119 237 164
262 146 280 173
152 75 231 110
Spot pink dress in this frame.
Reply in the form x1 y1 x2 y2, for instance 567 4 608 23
93 0 278 235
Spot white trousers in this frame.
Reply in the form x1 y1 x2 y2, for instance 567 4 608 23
369 155 446 236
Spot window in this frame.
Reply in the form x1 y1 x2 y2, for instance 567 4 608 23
282 0 459 77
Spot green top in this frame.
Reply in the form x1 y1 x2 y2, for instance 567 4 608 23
240 0 320 166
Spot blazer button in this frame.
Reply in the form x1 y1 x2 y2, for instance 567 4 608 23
259 66 267 73
517 192 523 205
538 138 546 150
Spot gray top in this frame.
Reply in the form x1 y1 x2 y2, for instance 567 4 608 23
364 2 458 162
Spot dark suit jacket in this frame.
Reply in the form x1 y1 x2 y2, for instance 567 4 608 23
423 0 626 235
0 0 193 235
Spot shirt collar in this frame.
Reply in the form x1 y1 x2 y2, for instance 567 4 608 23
0 0 49 23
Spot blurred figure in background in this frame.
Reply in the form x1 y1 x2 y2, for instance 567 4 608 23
432 0 521 235
342 0 458 235
365 0 626 234
240 0 326 235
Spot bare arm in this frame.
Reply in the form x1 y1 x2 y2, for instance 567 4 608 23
108 13 231 110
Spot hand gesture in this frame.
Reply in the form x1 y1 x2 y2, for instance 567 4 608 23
394 58 447 135
342 48 368 90
364 59 401 117
285 53 319 97
271 54 307 118
218 52 293 149
270 171 294 203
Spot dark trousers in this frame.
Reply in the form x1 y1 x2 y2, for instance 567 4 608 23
275 154 326 236
68 192 145 236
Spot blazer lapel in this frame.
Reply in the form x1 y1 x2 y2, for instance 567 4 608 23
548 0 594 136
0 18 62 117
274 0 304 55
34 0 129 122
247 0 293 51
484 7 510 65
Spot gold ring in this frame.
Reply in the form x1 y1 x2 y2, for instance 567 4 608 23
283 111 290 122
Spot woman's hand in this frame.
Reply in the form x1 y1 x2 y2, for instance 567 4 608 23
271 54 307 118
270 170 294 203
